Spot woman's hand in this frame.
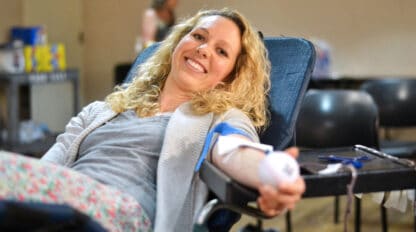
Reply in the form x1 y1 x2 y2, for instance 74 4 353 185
256 147 306 217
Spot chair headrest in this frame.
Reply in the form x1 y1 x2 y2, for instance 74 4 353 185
361 79 416 127
296 89 379 148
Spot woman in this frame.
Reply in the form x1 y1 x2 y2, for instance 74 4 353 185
0 8 305 232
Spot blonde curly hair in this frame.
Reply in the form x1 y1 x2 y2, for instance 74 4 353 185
106 8 270 129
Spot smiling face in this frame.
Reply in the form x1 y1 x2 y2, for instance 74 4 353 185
165 15 242 97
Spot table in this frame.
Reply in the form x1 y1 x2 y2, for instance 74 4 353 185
299 146 416 232
300 146 415 197
0 69 79 155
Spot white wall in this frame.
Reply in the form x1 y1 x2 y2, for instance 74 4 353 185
1 0 416 132
82 0 416 103
0 0 22 43
176 0 416 77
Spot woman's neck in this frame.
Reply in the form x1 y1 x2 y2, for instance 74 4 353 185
159 87 191 113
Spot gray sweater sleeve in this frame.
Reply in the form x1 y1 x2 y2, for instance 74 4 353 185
216 108 259 141
41 101 104 165
204 108 259 163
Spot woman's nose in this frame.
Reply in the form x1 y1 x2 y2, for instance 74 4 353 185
196 44 209 58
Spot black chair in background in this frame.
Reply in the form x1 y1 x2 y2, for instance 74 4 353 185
361 78 416 158
296 89 379 148
295 89 388 232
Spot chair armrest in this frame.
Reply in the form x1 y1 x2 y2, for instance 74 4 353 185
196 162 273 227
199 161 259 206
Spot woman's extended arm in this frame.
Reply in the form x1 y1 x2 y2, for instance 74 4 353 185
211 136 305 216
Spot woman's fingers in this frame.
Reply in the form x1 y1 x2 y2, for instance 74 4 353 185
257 177 306 215
279 178 306 195
284 147 299 158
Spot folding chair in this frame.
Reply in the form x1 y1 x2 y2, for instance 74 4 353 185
295 89 388 232
361 78 416 158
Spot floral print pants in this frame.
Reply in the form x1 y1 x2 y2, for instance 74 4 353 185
0 151 152 232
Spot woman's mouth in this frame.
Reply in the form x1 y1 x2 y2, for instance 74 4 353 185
185 58 207 73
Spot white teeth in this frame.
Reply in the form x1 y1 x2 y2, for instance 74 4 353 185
187 58 205 73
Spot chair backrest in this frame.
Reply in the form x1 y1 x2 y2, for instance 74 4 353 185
260 37 315 150
295 89 380 149
124 44 159 84
124 37 316 151
360 79 416 128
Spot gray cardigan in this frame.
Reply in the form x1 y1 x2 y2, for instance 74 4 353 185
42 101 258 232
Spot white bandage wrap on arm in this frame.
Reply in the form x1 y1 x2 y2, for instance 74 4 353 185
216 135 274 156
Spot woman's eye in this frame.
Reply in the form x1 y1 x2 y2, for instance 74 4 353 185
192 33 204 41
217 48 228 57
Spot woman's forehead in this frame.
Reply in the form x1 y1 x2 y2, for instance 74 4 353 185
193 15 242 52
193 15 242 40
196 15 234 28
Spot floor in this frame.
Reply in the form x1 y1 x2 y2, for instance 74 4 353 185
231 195 414 232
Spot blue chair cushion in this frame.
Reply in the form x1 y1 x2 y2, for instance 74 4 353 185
260 37 315 150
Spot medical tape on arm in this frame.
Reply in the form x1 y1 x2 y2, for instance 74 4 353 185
194 122 272 171
215 135 273 163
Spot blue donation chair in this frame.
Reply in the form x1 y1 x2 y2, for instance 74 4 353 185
125 37 315 231
199 37 315 232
